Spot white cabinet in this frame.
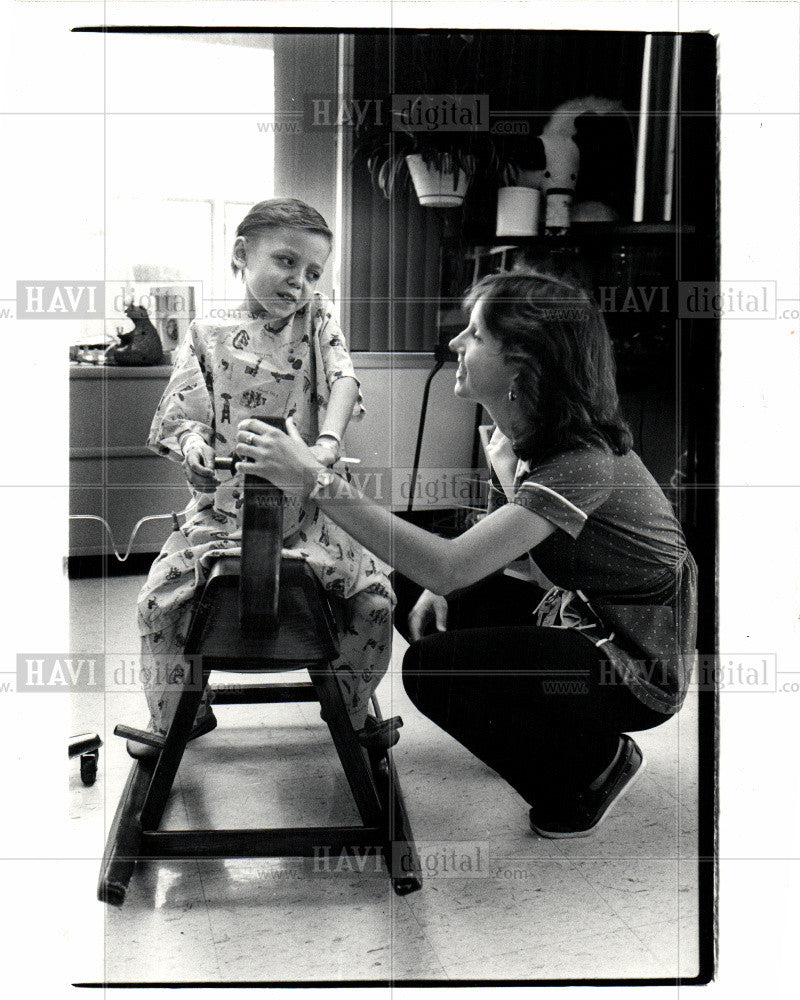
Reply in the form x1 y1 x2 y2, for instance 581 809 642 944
69 366 190 558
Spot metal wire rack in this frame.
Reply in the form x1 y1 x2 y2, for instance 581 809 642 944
68 512 183 562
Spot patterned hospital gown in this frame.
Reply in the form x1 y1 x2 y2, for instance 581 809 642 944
137 292 395 731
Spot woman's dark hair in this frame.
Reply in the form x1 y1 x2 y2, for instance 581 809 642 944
231 198 333 276
464 269 633 464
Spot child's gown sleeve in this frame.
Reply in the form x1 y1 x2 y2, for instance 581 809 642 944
147 320 215 462
312 297 366 423
283 295 392 601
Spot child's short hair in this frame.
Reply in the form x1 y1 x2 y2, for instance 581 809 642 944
231 198 333 277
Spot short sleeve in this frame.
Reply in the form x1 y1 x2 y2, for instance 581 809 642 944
512 447 614 539
313 295 365 421
146 320 215 461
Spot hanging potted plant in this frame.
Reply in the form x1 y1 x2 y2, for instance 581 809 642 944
404 149 473 207
354 107 498 209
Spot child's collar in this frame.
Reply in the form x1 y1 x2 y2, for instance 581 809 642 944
244 299 309 330
266 301 309 331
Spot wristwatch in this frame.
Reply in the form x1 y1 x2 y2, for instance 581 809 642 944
317 430 342 448
315 433 341 464
310 466 338 500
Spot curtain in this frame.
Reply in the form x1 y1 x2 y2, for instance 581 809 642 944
349 174 444 351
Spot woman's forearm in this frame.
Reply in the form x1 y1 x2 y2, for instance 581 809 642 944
312 473 455 594
236 416 554 594
311 469 554 595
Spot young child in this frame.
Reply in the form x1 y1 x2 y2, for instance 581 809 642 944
133 198 394 754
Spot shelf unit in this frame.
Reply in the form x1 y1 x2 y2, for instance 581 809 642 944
439 223 709 386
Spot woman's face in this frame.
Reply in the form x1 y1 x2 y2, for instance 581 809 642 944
235 226 331 319
449 299 515 407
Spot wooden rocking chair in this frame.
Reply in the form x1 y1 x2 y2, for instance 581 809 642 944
98 425 422 904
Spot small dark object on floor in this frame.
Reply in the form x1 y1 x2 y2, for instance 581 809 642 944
80 752 99 785
69 733 102 787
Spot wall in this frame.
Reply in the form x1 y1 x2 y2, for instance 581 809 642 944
272 34 475 488
273 34 339 302
345 358 478 511
69 358 475 558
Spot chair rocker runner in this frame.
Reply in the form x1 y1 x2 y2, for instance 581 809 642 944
98 425 422 904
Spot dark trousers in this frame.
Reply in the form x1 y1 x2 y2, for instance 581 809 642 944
394 573 670 806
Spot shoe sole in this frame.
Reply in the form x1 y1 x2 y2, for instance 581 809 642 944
530 753 646 840
357 716 402 751
189 712 218 741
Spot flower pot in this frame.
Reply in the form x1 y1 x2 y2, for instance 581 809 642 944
405 153 470 207
496 186 541 237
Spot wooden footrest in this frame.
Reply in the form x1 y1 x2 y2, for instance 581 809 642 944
113 724 165 750
210 682 319 705
140 825 385 859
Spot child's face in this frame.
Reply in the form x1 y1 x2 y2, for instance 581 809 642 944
238 226 331 320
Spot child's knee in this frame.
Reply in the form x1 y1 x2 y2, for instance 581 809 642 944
350 585 394 629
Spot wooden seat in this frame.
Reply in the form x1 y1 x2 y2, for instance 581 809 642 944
98 437 422 905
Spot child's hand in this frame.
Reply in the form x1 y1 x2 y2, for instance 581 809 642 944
181 435 219 492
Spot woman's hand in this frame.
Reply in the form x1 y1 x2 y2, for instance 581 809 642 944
235 416 322 491
408 589 449 640
181 435 219 492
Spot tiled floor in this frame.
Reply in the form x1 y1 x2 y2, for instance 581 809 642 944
69 574 702 984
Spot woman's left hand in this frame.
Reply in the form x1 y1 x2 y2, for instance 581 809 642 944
235 416 322 491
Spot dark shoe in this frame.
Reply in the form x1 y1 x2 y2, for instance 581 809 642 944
528 736 645 839
356 714 403 752
126 710 218 760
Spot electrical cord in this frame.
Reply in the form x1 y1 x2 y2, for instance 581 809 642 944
406 342 452 513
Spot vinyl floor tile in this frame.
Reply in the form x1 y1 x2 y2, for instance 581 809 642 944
632 917 701 978
439 923 673 980
70 576 704 984
199 866 448 980
100 863 222 982
574 857 698 924
402 855 638 970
